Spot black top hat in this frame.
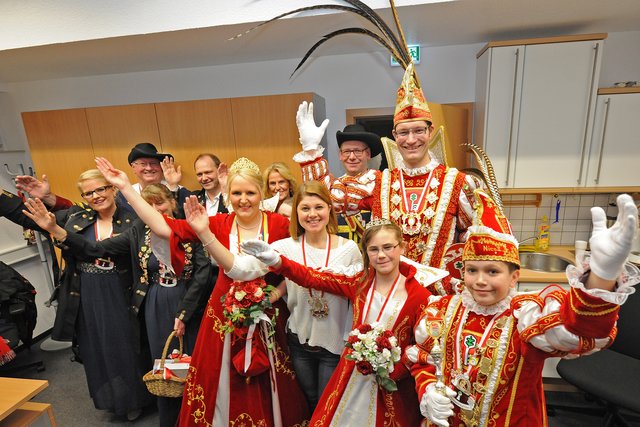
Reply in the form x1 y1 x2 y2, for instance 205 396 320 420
336 124 382 157
127 143 173 164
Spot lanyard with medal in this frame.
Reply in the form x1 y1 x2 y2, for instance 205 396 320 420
301 234 331 318
398 171 432 236
451 307 506 417
361 272 401 326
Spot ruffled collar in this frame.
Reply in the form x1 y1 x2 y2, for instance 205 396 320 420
460 288 515 315
401 157 440 176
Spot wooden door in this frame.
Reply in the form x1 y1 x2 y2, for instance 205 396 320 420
22 109 94 202
85 103 161 184
155 99 236 190
231 93 320 182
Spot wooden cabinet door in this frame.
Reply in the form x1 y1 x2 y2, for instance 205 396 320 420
513 40 601 188
586 93 640 187
22 109 94 202
85 103 161 183
231 93 321 182
155 99 235 190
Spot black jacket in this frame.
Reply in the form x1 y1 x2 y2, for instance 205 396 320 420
0 189 44 231
61 219 213 323
194 189 228 214
51 205 136 341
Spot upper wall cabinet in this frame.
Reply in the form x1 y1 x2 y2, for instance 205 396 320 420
584 88 640 187
474 34 605 189
22 93 324 201
22 108 96 201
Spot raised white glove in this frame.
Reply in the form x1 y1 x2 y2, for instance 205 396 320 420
240 239 281 267
296 101 329 152
420 383 456 427
589 194 639 280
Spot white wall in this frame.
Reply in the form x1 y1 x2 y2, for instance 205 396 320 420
4 42 482 176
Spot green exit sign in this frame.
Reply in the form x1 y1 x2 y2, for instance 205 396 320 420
391 45 421 66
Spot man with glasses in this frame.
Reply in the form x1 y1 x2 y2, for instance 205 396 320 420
331 124 382 243
294 65 477 293
120 143 191 215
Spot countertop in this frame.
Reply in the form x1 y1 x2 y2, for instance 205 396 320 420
518 245 574 284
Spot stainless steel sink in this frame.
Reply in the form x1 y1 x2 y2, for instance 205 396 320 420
519 252 572 272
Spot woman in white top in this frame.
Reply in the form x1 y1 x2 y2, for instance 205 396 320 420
270 181 362 411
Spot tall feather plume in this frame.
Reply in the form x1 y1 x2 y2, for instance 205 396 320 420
290 27 406 77
228 1 413 75
463 143 504 212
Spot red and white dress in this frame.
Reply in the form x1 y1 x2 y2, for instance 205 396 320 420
272 257 432 427
161 212 309 427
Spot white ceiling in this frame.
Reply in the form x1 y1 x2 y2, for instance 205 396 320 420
1 0 640 83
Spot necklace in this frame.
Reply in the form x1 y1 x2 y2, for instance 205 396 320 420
302 234 331 319
235 213 267 253
236 216 262 230
449 305 509 425
398 170 436 236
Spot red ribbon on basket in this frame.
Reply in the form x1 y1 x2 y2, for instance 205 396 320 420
162 366 177 380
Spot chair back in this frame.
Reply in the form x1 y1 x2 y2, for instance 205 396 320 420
609 289 640 359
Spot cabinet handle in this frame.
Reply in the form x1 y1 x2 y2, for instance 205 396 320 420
594 97 611 184
577 42 600 185
505 48 520 186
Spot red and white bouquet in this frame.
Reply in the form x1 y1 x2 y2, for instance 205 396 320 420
345 321 402 391
220 278 278 338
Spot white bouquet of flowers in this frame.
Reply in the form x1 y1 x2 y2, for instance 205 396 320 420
345 321 402 391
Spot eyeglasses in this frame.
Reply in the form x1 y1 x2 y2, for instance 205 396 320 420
366 242 400 256
81 185 113 199
394 127 428 138
131 160 161 168
339 148 369 157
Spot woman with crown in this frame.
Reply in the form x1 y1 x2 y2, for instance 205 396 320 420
240 218 446 426
94 156 309 427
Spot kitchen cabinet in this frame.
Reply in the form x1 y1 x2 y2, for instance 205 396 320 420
474 34 605 189
21 93 323 198
584 88 640 187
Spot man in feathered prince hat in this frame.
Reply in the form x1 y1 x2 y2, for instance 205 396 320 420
293 63 478 296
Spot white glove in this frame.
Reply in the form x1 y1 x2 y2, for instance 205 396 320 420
589 194 639 280
420 383 456 427
296 101 329 152
240 239 281 267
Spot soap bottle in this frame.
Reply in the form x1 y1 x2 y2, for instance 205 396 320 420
535 215 550 252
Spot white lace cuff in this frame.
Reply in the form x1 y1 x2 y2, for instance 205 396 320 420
292 146 325 163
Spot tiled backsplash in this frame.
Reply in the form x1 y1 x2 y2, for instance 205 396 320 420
502 193 620 245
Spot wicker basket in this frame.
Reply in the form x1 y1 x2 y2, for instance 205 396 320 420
143 331 186 398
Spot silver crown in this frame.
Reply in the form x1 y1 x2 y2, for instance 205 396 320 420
365 217 394 230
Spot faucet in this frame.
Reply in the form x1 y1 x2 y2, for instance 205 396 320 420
518 236 537 252
519 236 537 245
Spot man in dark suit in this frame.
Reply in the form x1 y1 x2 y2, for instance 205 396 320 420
193 153 228 216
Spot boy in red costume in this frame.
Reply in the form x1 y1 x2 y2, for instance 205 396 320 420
408 190 639 426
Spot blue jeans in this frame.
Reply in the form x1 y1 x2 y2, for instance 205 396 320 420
288 333 341 413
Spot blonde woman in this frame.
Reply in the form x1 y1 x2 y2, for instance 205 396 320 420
263 162 298 217
25 169 150 421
